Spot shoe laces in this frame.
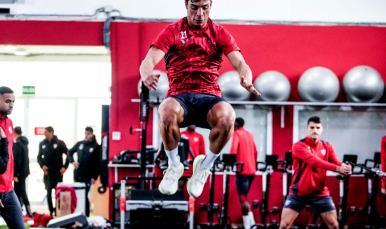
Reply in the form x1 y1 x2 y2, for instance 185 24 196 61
196 167 211 184
163 166 178 180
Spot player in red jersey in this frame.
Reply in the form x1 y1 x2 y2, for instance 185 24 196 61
140 0 260 197
279 116 351 229
230 118 258 229
381 135 386 194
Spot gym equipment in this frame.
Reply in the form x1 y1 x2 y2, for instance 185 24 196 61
254 154 287 229
217 71 251 101
118 177 191 229
298 67 340 102
337 154 357 229
347 152 385 229
99 105 109 194
47 212 89 228
253 71 291 101
138 70 169 101
343 66 384 103
218 154 243 229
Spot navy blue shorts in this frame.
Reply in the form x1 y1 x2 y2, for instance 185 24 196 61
166 92 227 129
235 174 255 200
283 195 336 214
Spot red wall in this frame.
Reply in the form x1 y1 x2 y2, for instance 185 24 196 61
1 20 386 224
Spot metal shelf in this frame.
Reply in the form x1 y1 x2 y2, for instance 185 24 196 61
131 98 386 107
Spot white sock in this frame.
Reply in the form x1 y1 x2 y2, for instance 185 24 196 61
243 215 250 229
248 211 255 226
200 150 220 170
165 146 180 167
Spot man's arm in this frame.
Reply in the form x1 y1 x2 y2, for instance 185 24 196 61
61 141 69 168
226 51 260 96
37 142 44 168
381 137 386 193
67 143 78 164
292 143 348 174
139 47 166 90
230 132 239 155
0 138 9 174
328 144 342 166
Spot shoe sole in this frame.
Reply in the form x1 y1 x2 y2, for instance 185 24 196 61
159 163 184 195
187 154 206 197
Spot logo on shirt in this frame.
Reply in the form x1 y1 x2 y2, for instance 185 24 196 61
321 149 326 156
89 148 94 153
79 144 84 150
53 144 58 149
8 126 12 134
194 137 199 142
42 145 46 149
181 31 188 45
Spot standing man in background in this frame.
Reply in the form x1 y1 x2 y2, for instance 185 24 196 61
13 126 33 218
37 126 69 216
381 135 386 194
140 0 260 198
0 86 26 228
67 127 100 216
230 117 258 229
279 116 352 229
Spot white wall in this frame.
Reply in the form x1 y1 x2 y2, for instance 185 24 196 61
3 0 386 23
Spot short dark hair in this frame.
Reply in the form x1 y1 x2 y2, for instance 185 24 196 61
235 117 245 127
0 87 13 96
85 127 93 133
307 116 321 125
14 126 22 135
45 126 54 133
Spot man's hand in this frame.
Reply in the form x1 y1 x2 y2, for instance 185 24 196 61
382 188 386 195
42 165 49 176
0 127 5 138
143 73 161 90
13 177 18 183
336 164 351 175
91 178 95 185
60 167 67 176
0 199 4 208
72 162 79 170
240 75 261 96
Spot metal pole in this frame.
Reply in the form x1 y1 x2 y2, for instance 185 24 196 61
120 179 126 229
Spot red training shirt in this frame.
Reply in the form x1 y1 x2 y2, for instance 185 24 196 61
230 127 258 175
181 130 206 161
381 136 386 189
152 17 240 97
0 115 14 192
289 137 342 197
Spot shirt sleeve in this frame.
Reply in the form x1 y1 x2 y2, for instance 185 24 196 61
151 25 175 54
381 137 386 189
292 142 337 171
328 144 342 166
230 132 239 155
0 138 9 174
67 142 78 163
218 26 240 56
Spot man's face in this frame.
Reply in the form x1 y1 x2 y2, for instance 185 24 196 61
0 93 15 116
44 130 53 139
84 131 93 142
307 122 323 142
185 0 212 29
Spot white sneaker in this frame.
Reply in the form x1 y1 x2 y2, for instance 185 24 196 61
187 155 211 198
158 163 184 195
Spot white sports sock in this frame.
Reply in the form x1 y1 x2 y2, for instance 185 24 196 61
200 150 220 170
243 215 250 229
165 146 180 167
248 211 255 226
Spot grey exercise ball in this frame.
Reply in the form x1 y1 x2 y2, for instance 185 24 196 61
298 67 340 102
217 71 250 101
253 71 291 101
138 70 169 99
343 66 384 103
